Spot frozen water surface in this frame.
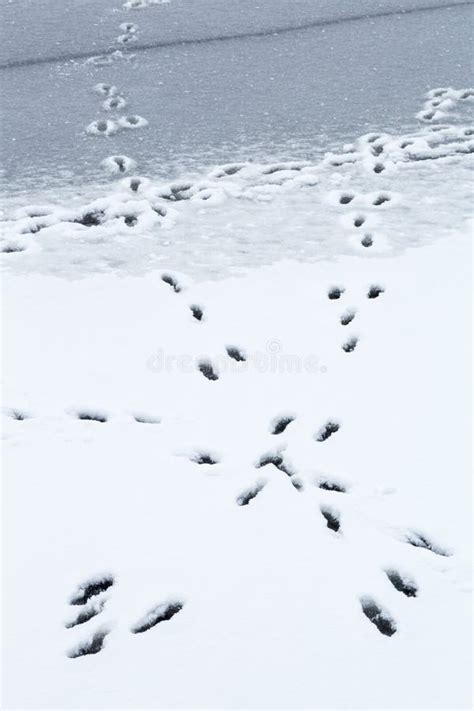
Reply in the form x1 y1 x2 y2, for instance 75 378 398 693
0 0 473 197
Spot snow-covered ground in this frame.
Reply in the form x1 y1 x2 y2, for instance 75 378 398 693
1 1 473 709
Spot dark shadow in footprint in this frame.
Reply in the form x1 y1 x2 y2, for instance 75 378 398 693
124 215 138 227
197 359 219 381
2 243 26 253
191 452 218 465
405 530 451 557
74 211 105 227
131 601 183 634
385 569 418 597
373 163 385 174
65 599 105 629
340 309 356 326
354 216 366 228
160 184 193 202
5 408 28 421
69 574 114 606
328 286 345 300
134 414 161 424
76 411 108 423
161 273 181 293
320 505 340 532
226 346 246 362
339 193 355 205
237 480 266 506
67 628 110 658
271 415 295 435
315 421 340 442
361 234 373 248
342 336 358 353
257 452 294 477
373 193 391 206
360 597 397 636
371 144 384 157
317 478 346 493
129 177 142 193
190 304 204 321
367 285 384 299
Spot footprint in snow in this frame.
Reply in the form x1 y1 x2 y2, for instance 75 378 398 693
270 414 295 435
315 421 340 442
161 273 181 293
385 569 418 597
131 601 183 634
236 480 266 506
342 336 358 353
328 286 345 300
360 597 397 637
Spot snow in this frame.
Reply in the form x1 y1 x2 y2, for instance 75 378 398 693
1 1 473 708
2 222 472 708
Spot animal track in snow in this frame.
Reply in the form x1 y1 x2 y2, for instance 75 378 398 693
360 597 397 637
320 505 340 533
372 193 391 206
236 480 266 506
190 452 219 465
120 22 138 33
315 421 340 442
373 162 385 174
385 569 418 597
190 304 204 321
367 285 384 299
1 242 26 253
342 336 358 353
133 413 161 424
103 95 127 111
74 210 105 227
270 414 295 435
226 346 246 362
86 119 119 137
94 83 118 97
65 599 106 629
316 477 346 493
198 359 219 381
353 216 366 228
405 530 452 557
75 410 108 423
328 286 345 300
161 273 181 292
340 309 356 326
69 574 115 605
339 192 355 205
3 408 28 420
361 234 373 248
67 627 111 658
119 115 148 130
131 601 183 635
257 451 294 478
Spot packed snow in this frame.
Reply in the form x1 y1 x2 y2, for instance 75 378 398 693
1 0 472 709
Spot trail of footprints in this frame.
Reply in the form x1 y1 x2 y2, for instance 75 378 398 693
65 574 183 658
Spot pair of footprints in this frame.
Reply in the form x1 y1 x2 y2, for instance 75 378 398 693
87 83 148 138
327 284 384 353
65 575 183 658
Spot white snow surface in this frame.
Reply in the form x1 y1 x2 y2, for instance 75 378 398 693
2 206 472 707
1 4 473 707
